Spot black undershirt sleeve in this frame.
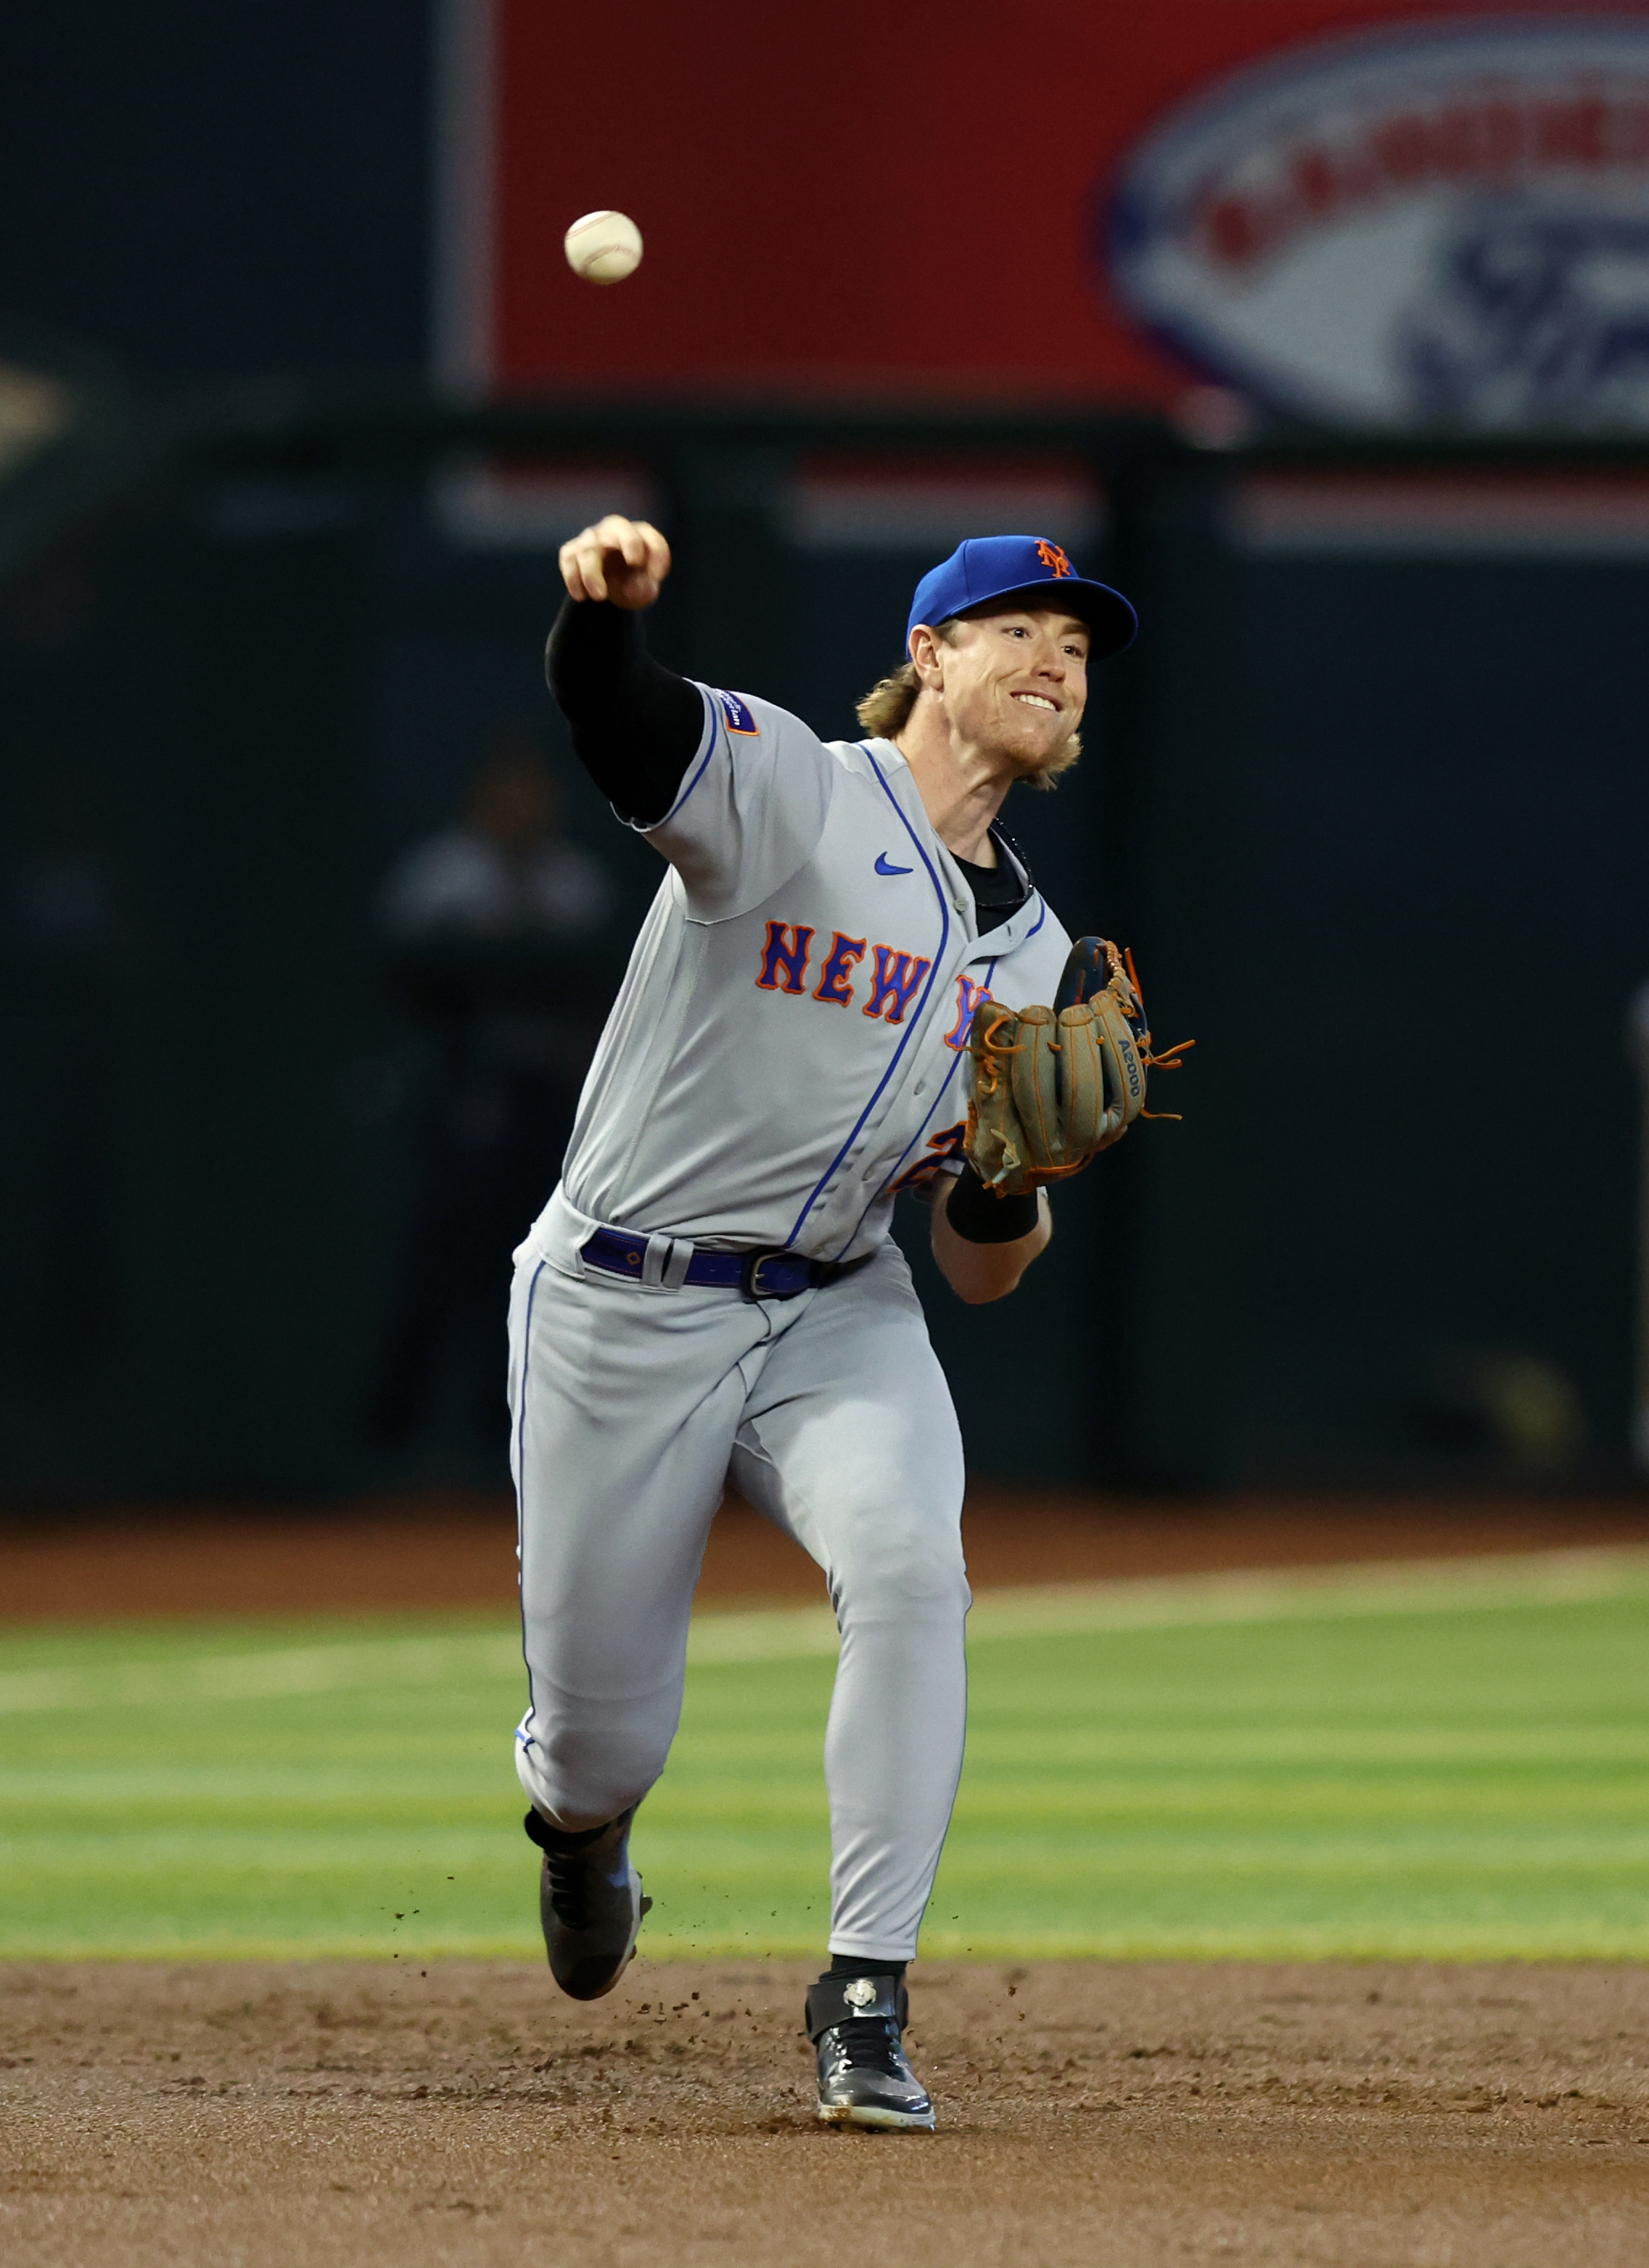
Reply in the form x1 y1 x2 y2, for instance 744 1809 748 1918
545 598 707 825
944 1161 1040 1244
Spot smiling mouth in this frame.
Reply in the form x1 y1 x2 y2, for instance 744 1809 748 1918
1013 692 1059 713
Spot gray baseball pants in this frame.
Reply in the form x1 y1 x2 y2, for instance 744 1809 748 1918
507 1186 970 1963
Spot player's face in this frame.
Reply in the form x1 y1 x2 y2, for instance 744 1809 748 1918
932 606 1089 777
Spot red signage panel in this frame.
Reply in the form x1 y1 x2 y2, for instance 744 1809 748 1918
438 1 1649 421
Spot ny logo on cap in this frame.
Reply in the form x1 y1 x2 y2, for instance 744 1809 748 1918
1035 540 1074 579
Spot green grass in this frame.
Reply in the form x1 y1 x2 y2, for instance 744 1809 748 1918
1 1580 1646 1960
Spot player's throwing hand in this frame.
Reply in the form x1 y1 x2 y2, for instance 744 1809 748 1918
559 515 671 610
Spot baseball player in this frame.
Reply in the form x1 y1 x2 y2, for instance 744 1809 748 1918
511 519 1140 2129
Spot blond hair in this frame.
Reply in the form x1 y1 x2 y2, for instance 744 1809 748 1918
854 618 1082 784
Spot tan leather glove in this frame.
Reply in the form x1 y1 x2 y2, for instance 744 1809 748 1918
964 937 1189 1197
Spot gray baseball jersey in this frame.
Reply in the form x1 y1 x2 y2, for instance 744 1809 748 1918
547 684 1073 1261
511 676 1078 1962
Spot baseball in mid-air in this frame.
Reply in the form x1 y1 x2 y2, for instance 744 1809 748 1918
564 210 643 284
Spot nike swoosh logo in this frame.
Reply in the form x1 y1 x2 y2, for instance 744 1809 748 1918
874 853 913 875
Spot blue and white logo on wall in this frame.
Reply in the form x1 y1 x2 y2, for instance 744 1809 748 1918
1110 19 1649 429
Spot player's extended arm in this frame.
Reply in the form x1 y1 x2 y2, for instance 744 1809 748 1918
929 1166 1051 1304
546 516 705 825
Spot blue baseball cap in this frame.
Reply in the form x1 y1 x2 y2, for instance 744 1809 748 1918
906 535 1138 659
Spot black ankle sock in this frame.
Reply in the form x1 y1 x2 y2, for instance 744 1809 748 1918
523 1808 614 1854
823 1953 907 1984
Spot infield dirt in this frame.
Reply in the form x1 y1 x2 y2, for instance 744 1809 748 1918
7 1495 1649 2262
4 1957 1646 2267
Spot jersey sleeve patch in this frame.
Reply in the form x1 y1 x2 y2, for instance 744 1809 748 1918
713 690 760 736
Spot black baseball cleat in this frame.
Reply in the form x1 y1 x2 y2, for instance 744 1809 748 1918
805 1974 936 2131
524 1807 651 2000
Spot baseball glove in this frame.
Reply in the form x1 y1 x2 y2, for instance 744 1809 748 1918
964 937 1190 1196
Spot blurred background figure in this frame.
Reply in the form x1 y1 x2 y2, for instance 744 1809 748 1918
366 731 615 1464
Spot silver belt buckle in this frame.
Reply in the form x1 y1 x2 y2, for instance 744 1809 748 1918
740 1249 806 1302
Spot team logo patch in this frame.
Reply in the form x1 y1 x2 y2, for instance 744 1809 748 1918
715 689 760 736
1035 540 1075 579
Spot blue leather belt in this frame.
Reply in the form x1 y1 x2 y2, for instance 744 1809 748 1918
580 1226 865 1301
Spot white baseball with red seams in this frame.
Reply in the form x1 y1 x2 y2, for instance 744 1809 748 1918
509 683 1072 1961
563 209 643 284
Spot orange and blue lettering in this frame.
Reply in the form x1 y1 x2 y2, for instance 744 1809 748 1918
813 931 867 1007
887 1121 968 1195
945 975 992 1052
756 921 814 994
863 944 932 1025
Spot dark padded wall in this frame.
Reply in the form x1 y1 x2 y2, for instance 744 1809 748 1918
0 1 429 376
1208 534 1649 1486
2 448 1645 1500
1096 469 1649 1489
